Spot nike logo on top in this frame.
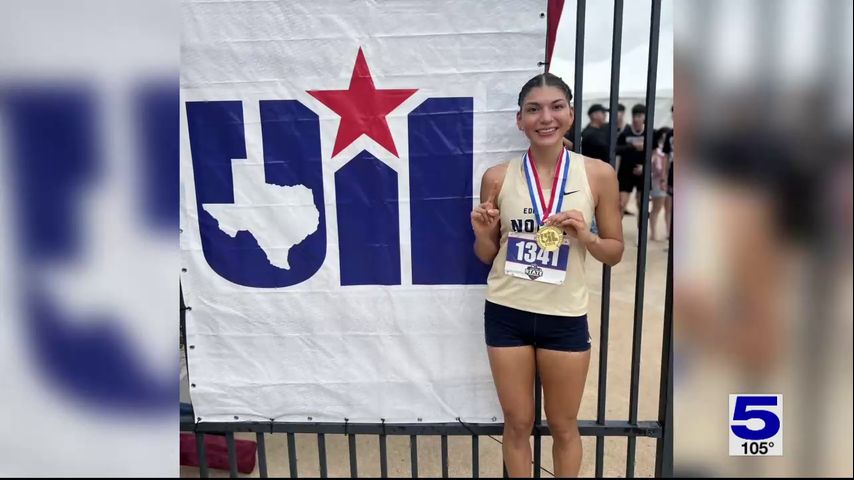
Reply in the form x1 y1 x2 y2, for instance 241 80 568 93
564 190 579 196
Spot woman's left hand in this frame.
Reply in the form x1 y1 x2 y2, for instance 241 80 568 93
544 210 596 245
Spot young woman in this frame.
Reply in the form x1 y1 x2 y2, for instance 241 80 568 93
470 73 624 478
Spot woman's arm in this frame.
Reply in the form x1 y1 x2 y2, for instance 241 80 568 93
587 158 624 265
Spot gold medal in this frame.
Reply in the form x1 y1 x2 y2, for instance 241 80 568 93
535 225 563 252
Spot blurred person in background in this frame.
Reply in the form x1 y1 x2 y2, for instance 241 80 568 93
616 104 646 241
579 103 610 162
649 127 671 241
564 103 625 160
613 103 631 216
663 110 674 242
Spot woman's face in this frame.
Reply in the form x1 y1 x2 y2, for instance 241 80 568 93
516 86 573 149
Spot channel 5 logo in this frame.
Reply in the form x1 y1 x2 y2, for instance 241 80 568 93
729 394 783 456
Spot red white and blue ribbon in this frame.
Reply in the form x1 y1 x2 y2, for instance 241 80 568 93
522 148 571 226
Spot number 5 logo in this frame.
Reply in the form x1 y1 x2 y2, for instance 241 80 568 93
730 395 781 440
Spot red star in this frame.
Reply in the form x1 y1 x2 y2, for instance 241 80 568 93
308 48 417 158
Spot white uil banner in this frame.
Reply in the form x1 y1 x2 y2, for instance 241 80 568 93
181 0 547 423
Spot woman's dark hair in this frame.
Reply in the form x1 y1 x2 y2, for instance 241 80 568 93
517 73 573 109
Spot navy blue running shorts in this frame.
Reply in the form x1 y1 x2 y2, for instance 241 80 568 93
484 300 591 352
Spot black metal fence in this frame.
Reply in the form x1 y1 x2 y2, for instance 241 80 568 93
180 0 672 476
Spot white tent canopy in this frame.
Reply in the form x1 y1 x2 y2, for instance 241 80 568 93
550 0 674 128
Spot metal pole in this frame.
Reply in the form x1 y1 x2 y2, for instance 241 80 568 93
597 0 624 476
626 0 662 476
572 0 587 150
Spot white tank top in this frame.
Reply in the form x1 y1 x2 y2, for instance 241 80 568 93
485 151 595 316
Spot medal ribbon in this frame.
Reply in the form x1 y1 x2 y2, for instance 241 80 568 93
522 148 571 226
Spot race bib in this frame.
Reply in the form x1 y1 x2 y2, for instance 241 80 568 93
504 232 570 285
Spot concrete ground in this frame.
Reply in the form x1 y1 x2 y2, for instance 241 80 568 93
181 203 670 478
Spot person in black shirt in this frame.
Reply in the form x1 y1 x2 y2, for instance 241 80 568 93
563 103 626 158
617 104 647 214
579 104 610 162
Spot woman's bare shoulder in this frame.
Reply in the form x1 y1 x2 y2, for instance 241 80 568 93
480 161 512 201
484 161 510 176
482 161 511 183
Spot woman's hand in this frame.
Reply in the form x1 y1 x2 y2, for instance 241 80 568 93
544 209 596 245
471 192 500 238
472 165 506 265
